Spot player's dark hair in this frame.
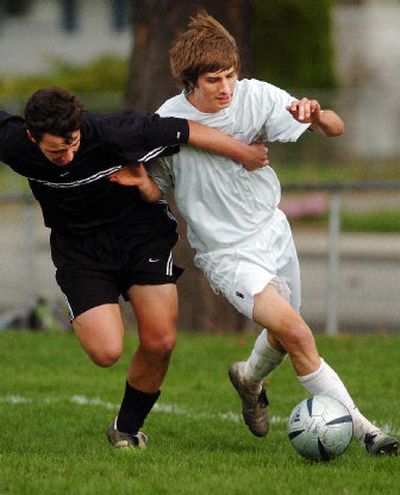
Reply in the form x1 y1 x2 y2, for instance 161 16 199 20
170 11 240 91
24 87 84 143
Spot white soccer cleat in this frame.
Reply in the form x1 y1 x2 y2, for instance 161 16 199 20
228 361 269 437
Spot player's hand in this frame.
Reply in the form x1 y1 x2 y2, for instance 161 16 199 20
241 144 269 171
108 163 147 186
109 162 163 201
286 97 322 124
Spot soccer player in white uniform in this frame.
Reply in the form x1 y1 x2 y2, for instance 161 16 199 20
111 13 399 455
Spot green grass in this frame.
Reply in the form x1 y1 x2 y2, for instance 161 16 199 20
277 160 400 185
0 331 399 494
291 210 400 233
341 210 400 233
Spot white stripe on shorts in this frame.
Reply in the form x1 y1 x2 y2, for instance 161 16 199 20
166 251 173 276
62 293 75 321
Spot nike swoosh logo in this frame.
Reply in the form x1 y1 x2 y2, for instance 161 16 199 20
148 258 160 263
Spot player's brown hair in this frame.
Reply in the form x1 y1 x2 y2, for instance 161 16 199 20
170 11 240 90
25 87 84 144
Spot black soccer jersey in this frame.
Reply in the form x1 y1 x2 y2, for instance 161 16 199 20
0 109 189 234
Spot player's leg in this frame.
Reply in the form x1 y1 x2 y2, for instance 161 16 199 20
72 303 124 367
127 283 177 391
52 227 158 449
108 283 178 448
222 215 326 432
252 284 399 454
228 282 315 438
66 283 149 448
221 212 398 454
253 284 320 375
231 231 301 388
106 204 181 448
73 303 152 449
240 329 286 381
58 264 125 367
216 215 296 436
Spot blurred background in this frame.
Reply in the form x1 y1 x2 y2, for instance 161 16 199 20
0 0 399 334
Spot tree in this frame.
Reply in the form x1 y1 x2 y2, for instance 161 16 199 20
124 0 255 112
254 0 336 89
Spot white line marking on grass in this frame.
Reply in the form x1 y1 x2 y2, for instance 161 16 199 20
2 394 399 435
155 403 242 423
0 395 31 404
0 393 286 426
71 395 116 410
70 396 287 425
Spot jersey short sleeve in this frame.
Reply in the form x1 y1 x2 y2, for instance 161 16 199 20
250 81 310 143
84 110 189 148
146 156 174 194
0 111 25 159
81 110 189 164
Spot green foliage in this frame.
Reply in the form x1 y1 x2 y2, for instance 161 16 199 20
253 0 336 88
290 210 400 233
277 159 400 185
0 55 128 100
341 210 400 233
0 331 399 494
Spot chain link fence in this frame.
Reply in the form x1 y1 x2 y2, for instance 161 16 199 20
284 181 400 335
0 182 399 333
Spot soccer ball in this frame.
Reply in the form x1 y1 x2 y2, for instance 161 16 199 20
287 395 353 461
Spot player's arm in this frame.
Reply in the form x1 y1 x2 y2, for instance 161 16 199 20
102 111 269 172
286 98 344 137
109 163 163 202
187 120 269 171
0 110 16 151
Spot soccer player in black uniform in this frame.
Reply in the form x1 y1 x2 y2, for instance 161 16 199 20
0 87 268 448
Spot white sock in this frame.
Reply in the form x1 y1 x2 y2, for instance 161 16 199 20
298 358 378 441
244 329 287 382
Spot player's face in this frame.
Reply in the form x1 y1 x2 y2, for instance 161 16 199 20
29 130 81 166
190 67 237 113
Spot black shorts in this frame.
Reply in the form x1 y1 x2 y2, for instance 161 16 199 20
50 206 183 320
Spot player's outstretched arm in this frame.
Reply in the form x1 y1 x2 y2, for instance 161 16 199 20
108 163 163 202
187 120 269 171
286 98 344 137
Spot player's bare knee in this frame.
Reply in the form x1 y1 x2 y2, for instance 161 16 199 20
282 320 314 352
90 347 122 367
141 334 176 356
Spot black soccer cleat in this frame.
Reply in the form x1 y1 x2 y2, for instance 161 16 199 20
107 417 148 449
364 431 400 455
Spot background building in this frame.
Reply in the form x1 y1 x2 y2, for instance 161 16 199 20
0 0 131 74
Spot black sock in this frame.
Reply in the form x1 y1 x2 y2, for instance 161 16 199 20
116 382 160 434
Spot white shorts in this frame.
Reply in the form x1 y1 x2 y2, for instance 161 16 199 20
194 209 301 320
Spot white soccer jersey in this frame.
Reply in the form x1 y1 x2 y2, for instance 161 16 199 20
149 78 310 255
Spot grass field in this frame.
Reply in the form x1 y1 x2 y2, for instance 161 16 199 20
0 331 399 495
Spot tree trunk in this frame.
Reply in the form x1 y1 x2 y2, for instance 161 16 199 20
125 0 255 112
